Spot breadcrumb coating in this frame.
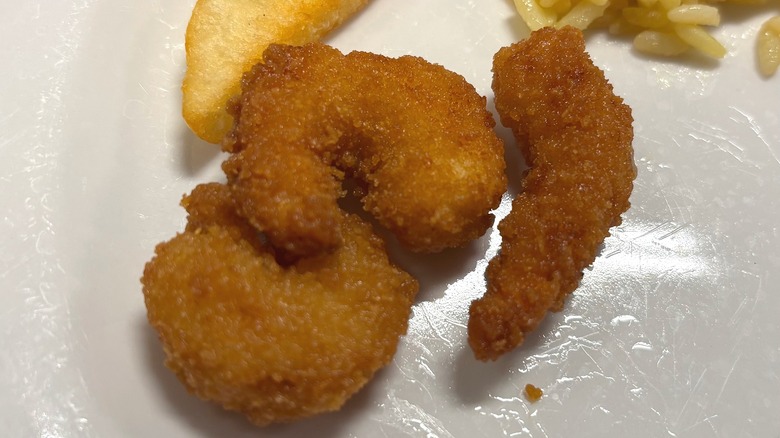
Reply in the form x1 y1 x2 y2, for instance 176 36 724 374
468 27 636 361
142 183 417 425
222 43 507 259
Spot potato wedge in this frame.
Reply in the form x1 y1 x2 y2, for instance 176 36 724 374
183 0 369 143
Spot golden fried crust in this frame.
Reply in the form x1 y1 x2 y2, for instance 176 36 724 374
222 43 507 259
142 183 417 425
468 27 636 361
182 0 370 143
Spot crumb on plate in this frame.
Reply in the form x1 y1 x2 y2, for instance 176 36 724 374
524 383 543 403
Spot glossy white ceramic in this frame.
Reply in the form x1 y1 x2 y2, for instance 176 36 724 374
2 1 779 436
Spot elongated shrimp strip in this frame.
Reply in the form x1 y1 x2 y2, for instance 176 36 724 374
468 27 636 361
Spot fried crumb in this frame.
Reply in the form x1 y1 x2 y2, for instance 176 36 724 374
524 384 543 403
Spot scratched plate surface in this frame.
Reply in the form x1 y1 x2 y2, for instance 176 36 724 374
1 0 779 436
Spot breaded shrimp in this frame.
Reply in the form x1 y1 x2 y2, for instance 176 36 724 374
468 27 636 361
142 183 418 425
222 43 507 259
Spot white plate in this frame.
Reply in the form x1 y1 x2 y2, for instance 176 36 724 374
2 1 779 436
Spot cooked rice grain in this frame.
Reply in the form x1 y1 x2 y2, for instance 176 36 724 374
673 23 727 58
634 30 689 55
512 0 780 75
758 16 780 76
667 5 720 26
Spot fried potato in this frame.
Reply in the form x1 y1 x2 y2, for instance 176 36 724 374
182 0 369 143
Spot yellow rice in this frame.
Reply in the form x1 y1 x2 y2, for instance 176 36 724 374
511 0 780 75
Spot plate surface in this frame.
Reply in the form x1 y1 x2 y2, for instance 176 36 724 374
2 1 779 436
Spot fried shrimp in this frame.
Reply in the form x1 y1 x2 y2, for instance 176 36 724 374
222 43 507 259
142 183 418 425
468 27 636 361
